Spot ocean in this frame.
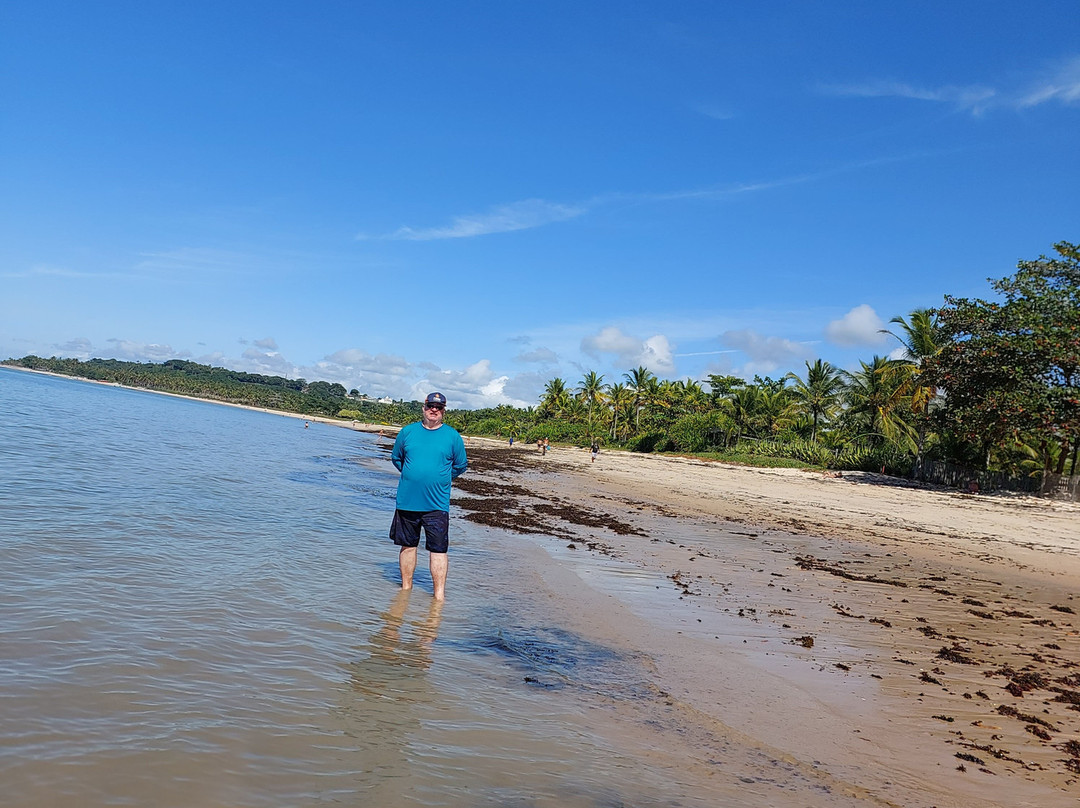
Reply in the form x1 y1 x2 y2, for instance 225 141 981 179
0 366 866 808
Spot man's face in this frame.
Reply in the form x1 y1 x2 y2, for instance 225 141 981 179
422 403 445 427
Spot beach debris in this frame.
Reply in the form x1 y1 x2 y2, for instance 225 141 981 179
936 645 978 665
996 704 1056 731
794 555 908 587
830 603 865 619
792 635 815 648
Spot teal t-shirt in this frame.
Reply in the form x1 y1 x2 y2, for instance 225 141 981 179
391 422 468 512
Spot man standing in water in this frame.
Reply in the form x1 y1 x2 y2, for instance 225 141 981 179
390 392 467 600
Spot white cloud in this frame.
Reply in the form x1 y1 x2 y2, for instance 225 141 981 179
414 359 532 409
238 347 294 377
105 339 190 362
720 329 813 375
253 337 278 350
52 337 95 358
640 335 675 375
323 348 412 378
366 198 585 241
824 305 888 347
581 326 675 374
514 346 559 364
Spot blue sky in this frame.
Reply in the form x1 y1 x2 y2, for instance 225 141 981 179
2 2 1078 408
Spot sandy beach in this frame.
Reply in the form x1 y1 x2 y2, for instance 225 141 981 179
452 441 1080 808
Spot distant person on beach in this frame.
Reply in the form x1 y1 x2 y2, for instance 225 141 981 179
389 392 467 601
591 441 599 463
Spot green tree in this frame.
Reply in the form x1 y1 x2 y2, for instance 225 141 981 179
926 242 1080 474
881 308 942 470
623 365 656 431
577 371 607 430
841 356 915 450
606 382 633 440
785 359 843 442
705 374 745 402
539 377 572 419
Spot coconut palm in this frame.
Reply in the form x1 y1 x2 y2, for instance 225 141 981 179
785 359 844 442
841 356 915 450
606 382 633 440
577 371 607 425
539 377 571 418
756 387 798 437
623 365 656 431
881 308 942 468
727 385 762 445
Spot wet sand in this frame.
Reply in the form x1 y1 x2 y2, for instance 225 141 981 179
454 442 1080 808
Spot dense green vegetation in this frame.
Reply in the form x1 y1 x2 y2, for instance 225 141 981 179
7 242 1077 484
454 242 1080 483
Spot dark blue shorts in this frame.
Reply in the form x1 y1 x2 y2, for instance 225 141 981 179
390 509 449 553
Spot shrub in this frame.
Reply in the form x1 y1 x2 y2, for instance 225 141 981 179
625 431 667 453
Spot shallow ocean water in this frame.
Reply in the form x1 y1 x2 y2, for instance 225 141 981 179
0 367 871 807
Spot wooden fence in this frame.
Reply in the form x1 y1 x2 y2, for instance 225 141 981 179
911 459 1080 501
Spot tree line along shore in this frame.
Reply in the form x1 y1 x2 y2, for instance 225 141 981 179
6 241 1078 493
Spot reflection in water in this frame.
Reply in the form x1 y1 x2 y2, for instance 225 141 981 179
340 590 444 804
349 590 443 698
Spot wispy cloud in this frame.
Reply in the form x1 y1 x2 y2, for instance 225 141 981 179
134 247 257 277
1 264 127 280
692 103 738 121
363 199 586 241
359 154 925 245
821 80 997 113
821 55 1080 114
1016 55 1080 108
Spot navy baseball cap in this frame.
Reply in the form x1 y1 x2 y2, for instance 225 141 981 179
425 392 447 406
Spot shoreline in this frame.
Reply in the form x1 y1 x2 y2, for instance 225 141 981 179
10 363 1079 802
458 444 1080 806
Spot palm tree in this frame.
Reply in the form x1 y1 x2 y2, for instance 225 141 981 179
756 388 798 437
577 371 607 427
842 356 915 450
606 382 633 440
539 377 571 418
639 376 668 429
785 359 844 442
881 308 942 470
623 365 656 431
727 385 762 445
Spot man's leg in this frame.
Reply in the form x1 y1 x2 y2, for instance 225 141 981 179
399 546 417 590
430 552 448 601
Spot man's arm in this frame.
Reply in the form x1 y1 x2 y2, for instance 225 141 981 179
391 429 406 472
451 433 467 479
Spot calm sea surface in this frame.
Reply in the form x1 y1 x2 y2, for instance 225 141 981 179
1 367 863 807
